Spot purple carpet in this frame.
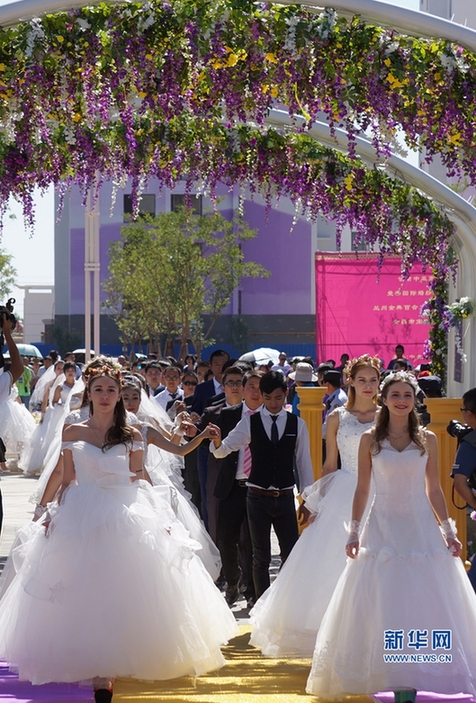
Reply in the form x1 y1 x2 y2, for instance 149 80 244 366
373 693 476 702
0 662 92 702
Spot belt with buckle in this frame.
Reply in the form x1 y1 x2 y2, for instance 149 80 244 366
248 486 292 498
236 479 248 488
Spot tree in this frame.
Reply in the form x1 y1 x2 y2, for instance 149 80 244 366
103 208 269 357
0 249 16 301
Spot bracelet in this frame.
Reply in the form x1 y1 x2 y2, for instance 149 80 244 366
34 503 47 518
346 519 361 545
441 517 457 540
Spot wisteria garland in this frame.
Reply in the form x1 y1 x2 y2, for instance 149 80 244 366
0 1 474 219
0 0 470 375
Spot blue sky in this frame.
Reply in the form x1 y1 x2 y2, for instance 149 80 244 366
0 0 419 318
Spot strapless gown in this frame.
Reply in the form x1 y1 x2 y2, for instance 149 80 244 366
0 440 237 684
306 440 476 698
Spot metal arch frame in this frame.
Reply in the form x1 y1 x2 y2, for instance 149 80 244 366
266 109 476 235
1 0 476 47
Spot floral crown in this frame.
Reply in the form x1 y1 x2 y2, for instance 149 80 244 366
379 371 419 394
345 353 381 375
84 362 124 387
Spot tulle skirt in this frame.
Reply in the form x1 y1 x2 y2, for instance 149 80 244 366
0 398 36 458
0 479 236 684
146 444 221 580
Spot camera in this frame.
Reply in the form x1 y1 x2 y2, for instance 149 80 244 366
0 298 16 369
447 420 474 443
0 298 16 331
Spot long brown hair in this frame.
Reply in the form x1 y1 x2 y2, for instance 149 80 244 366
372 375 426 455
345 354 381 409
84 357 134 451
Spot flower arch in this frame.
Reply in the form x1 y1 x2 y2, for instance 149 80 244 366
1 0 475 374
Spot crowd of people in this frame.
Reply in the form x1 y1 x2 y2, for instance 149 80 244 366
0 338 475 703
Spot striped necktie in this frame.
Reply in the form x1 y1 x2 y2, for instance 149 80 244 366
243 409 257 478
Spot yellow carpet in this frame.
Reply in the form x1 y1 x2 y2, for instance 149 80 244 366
113 626 374 703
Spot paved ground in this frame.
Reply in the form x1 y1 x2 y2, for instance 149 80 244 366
0 469 36 571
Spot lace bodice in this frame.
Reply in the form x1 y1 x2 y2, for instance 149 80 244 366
62 440 143 487
336 407 374 475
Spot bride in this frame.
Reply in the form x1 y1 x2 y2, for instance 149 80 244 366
0 357 236 703
307 371 476 702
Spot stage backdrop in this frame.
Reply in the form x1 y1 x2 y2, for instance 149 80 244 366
315 254 432 368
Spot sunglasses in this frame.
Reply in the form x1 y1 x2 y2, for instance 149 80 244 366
183 380 197 386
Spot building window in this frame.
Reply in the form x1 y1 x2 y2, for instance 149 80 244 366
351 231 369 252
123 193 156 221
171 194 203 215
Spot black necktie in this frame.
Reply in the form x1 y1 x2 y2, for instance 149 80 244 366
270 415 279 444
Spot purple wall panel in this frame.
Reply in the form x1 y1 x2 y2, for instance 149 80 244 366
68 196 313 316
240 201 312 315
70 227 85 314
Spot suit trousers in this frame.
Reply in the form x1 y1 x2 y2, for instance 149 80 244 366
216 482 254 596
246 489 299 599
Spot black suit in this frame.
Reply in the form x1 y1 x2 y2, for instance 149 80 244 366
191 379 221 528
191 379 216 415
195 400 226 541
214 404 255 600
204 391 225 409
181 395 201 511
213 405 243 500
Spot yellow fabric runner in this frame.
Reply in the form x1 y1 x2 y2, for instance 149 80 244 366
114 626 375 702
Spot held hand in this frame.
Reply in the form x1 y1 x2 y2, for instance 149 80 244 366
42 514 52 536
202 423 220 440
446 537 462 557
345 539 359 559
190 411 200 423
182 421 198 437
173 401 187 415
297 503 311 526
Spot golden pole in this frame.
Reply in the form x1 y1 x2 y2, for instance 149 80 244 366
296 386 327 481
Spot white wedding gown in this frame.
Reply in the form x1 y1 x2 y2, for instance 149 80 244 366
142 427 221 581
0 440 237 684
250 407 373 657
306 440 476 698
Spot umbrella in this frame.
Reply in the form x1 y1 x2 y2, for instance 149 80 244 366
3 343 43 359
239 347 281 365
71 348 96 364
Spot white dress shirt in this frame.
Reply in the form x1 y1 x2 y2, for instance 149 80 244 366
211 405 314 491
154 387 184 410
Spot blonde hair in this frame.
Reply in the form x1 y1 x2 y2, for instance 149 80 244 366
345 354 381 409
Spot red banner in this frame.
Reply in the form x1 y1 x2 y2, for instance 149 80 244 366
315 254 432 368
